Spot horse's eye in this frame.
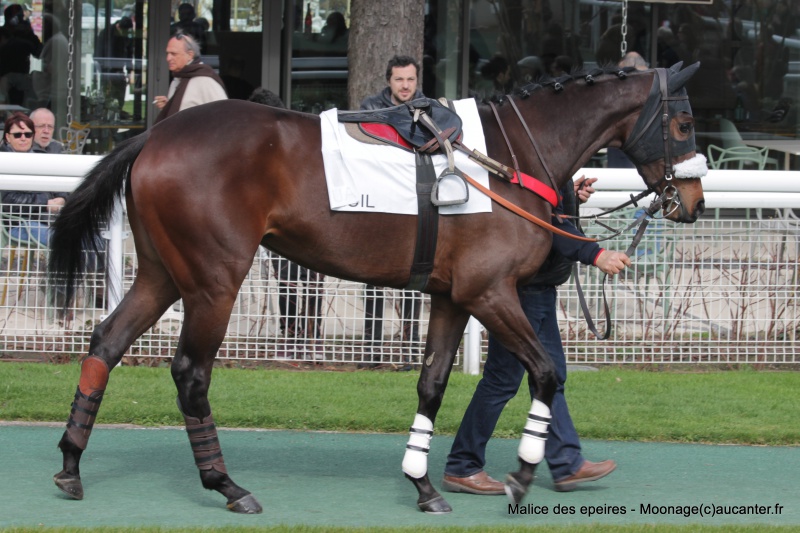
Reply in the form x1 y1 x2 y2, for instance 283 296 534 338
679 123 693 134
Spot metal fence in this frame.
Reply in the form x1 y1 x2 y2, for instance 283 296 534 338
3 155 800 366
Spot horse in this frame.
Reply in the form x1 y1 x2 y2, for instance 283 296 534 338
48 62 706 515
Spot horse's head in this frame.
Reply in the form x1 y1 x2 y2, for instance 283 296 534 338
622 62 706 223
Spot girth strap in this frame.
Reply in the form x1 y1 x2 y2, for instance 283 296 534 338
406 152 439 291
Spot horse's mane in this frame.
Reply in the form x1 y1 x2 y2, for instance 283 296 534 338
480 65 648 105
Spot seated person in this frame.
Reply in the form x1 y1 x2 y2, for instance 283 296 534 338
1 113 65 246
30 108 64 153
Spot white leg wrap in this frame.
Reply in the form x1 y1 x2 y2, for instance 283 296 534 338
402 413 433 479
518 399 550 464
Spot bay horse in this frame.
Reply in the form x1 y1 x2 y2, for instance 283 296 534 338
48 63 706 514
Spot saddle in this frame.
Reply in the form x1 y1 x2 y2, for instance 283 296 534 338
337 98 463 153
337 98 470 292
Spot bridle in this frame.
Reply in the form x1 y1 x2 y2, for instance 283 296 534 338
486 67 698 244
619 67 698 218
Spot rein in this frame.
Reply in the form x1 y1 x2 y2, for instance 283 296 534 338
572 196 664 340
460 172 596 242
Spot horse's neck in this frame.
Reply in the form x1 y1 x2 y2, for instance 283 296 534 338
485 74 652 191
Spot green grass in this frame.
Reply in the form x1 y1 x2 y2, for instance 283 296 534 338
1 363 798 446
2 525 800 533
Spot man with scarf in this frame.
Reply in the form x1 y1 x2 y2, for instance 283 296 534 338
153 32 226 123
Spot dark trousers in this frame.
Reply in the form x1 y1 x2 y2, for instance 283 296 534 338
271 257 324 338
445 285 582 481
364 285 421 359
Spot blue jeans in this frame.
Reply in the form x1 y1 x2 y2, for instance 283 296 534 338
445 285 583 481
10 221 50 246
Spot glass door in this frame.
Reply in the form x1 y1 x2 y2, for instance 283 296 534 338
78 0 149 154
289 0 350 112
194 0 264 100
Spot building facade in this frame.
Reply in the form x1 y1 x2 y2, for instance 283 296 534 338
1 0 797 168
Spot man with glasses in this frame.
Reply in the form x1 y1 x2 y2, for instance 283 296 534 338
30 108 63 154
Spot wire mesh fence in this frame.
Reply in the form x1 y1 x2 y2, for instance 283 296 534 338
2 207 800 365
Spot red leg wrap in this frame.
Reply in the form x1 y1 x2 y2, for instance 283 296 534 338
183 412 228 474
78 355 110 396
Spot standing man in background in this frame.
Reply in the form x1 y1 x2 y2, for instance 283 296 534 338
153 32 226 123
358 55 426 371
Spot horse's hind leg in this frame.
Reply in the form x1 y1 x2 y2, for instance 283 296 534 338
170 275 262 514
402 294 470 514
54 259 180 500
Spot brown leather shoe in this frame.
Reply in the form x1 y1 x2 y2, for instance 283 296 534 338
442 471 505 495
553 459 616 492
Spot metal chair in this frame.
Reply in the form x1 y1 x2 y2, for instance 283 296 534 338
707 144 770 170
59 122 91 154
717 118 779 169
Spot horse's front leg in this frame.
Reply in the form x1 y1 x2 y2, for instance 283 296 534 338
171 298 262 514
402 294 470 514
469 286 557 505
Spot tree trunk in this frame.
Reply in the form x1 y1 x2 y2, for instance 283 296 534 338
347 0 425 110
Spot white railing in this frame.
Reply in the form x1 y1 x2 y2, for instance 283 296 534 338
3 152 800 369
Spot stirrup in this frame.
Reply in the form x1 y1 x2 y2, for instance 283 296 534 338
431 167 469 206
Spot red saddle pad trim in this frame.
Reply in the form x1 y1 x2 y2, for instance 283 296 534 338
360 123 413 150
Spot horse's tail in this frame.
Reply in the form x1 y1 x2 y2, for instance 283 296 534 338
48 132 150 308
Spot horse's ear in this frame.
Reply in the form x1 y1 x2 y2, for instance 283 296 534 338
669 61 684 74
668 62 701 92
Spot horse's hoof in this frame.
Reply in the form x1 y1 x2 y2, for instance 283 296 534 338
54 470 84 500
504 473 527 505
227 493 263 514
418 494 452 514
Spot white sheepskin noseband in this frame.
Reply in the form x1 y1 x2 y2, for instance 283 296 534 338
673 153 707 179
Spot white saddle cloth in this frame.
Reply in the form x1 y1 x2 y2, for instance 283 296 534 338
320 98 492 215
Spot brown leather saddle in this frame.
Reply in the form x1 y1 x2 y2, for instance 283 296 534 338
337 98 462 153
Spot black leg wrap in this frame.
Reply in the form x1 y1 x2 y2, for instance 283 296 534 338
182 411 228 474
65 386 104 450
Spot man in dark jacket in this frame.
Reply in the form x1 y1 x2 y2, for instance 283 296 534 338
443 177 630 495
360 54 424 110
358 55 425 370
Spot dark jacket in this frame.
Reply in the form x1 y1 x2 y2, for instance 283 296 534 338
32 140 64 154
528 180 603 287
1 190 66 222
359 86 425 110
1 142 67 221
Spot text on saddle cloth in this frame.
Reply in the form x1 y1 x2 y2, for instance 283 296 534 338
320 98 492 215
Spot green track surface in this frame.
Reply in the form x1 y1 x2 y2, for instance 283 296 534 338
0 424 796 529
